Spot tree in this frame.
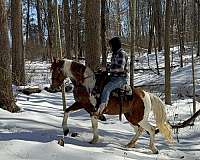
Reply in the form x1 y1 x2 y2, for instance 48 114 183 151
11 0 25 85
191 0 196 114
164 0 172 105
47 0 54 58
101 0 107 67
0 0 20 112
36 0 44 47
85 0 101 70
71 0 79 60
197 1 200 57
129 0 136 88
63 0 71 59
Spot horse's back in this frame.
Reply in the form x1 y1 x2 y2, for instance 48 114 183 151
104 87 145 125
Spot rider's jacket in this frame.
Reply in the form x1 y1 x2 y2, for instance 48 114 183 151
110 48 128 77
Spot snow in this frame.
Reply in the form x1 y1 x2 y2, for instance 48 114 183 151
1 47 200 160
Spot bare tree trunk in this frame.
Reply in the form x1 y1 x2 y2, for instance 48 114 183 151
85 0 101 70
47 0 54 58
54 0 66 110
0 0 20 112
116 0 121 37
175 0 185 67
101 0 107 67
54 0 62 58
47 0 58 58
79 0 86 58
36 0 44 46
71 0 79 60
154 33 160 75
11 0 25 85
197 1 200 57
192 0 196 114
154 0 162 51
63 0 71 59
164 0 172 105
129 0 136 88
26 0 30 43
148 1 154 55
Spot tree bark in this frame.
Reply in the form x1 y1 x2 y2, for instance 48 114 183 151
175 0 185 67
11 0 25 85
154 0 162 51
85 0 101 70
116 0 121 37
71 0 79 60
47 0 54 58
101 0 107 67
26 0 30 43
192 0 196 114
197 1 200 57
164 0 172 105
36 0 44 47
148 1 154 55
63 0 71 59
0 0 20 112
129 0 136 88
54 0 62 58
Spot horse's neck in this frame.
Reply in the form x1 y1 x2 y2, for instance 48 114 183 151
81 67 96 94
63 59 95 94
63 59 73 78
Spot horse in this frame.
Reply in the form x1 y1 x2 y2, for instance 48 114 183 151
50 58 174 154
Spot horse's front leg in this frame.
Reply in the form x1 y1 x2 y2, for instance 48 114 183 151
89 115 99 144
85 104 99 144
62 102 83 136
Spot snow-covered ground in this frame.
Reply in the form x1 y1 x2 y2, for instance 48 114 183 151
1 47 200 160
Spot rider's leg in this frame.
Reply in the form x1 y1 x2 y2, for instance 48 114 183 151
97 76 127 114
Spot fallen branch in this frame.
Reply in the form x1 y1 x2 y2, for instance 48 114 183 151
170 109 200 129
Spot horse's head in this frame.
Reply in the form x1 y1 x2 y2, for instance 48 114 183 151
50 58 66 90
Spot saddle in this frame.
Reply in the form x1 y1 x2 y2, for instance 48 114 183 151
110 84 133 100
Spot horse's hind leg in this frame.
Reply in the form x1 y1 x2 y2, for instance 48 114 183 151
126 125 144 148
139 120 158 154
89 115 99 144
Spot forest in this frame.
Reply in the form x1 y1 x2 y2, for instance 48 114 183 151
0 0 200 159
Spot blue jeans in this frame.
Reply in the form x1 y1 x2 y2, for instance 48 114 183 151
100 76 127 105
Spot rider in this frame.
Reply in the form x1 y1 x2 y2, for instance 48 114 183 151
96 37 128 115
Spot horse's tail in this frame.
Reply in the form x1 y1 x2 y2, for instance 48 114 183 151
149 93 174 143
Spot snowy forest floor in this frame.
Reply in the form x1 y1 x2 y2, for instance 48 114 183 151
0 47 200 160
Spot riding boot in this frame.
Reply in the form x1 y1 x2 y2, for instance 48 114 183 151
98 114 107 121
97 103 106 115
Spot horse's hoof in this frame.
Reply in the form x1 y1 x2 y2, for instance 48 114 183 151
71 132 78 137
153 150 159 154
63 128 69 136
98 115 106 121
125 143 135 148
89 137 99 144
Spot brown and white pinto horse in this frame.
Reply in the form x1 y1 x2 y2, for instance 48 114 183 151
50 58 174 154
